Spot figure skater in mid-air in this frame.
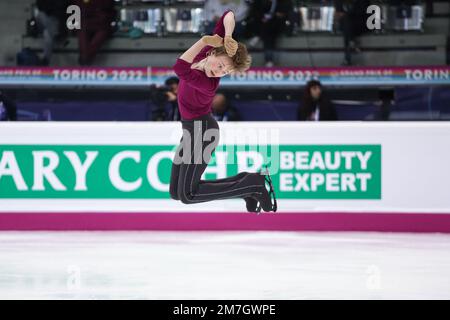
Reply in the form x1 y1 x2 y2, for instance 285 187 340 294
169 10 277 213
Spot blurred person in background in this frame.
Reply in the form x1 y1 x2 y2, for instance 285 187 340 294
73 0 116 65
204 0 249 38
35 0 69 65
298 80 337 121
246 0 292 67
211 93 241 121
377 88 393 121
150 77 180 121
0 91 17 121
334 0 370 66
448 7 450 65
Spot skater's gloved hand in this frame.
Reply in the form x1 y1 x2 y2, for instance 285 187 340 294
224 36 238 57
202 34 224 48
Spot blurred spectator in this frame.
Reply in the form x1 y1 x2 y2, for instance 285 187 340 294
246 0 292 67
335 0 370 66
16 47 41 66
0 91 17 121
150 77 180 121
35 0 69 65
73 0 116 65
212 93 241 121
390 0 421 5
298 80 337 121
204 0 249 38
377 88 393 121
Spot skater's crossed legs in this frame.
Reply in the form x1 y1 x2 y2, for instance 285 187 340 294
169 114 264 204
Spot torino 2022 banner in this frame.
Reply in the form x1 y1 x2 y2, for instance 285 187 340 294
1 66 449 86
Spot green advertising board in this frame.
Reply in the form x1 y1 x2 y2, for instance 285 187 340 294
0 144 381 199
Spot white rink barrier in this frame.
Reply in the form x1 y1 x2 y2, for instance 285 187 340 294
1 122 450 231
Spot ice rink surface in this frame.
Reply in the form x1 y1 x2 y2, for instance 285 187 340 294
1 231 450 300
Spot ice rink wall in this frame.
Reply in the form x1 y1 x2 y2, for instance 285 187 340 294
1 122 450 232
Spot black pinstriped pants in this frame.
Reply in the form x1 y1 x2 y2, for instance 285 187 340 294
169 113 263 204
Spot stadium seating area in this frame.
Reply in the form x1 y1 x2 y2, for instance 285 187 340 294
0 0 448 67
0 0 449 122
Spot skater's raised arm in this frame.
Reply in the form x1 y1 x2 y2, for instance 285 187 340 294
173 10 250 92
173 35 223 93
176 9 239 65
178 35 223 64
178 39 207 64
223 11 236 37
216 11 239 57
177 9 235 64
